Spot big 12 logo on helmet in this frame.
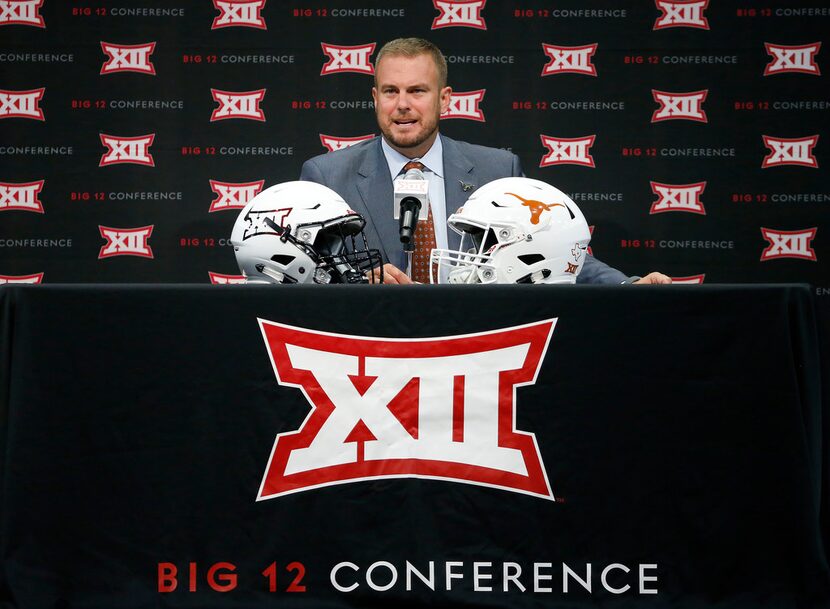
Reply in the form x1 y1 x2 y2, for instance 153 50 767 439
257 319 558 501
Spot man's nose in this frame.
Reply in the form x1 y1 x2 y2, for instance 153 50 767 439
396 93 410 111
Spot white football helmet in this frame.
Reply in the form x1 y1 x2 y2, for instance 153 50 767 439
430 177 591 284
231 181 382 284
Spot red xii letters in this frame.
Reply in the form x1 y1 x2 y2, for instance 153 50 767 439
257 320 557 501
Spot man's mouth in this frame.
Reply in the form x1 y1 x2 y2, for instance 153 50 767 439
394 118 418 126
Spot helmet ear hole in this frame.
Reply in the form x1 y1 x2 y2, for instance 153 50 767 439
271 254 295 266
516 269 552 284
517 253 545 265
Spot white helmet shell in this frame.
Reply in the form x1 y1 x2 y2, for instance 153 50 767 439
430 177 591 284
231 181 381 284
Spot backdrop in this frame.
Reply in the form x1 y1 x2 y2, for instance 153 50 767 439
0 0 828 292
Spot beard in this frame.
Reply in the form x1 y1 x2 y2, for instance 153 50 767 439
378 109 440 153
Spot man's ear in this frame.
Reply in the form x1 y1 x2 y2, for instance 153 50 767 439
439 86 453 113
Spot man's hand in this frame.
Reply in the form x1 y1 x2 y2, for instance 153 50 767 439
371 263 414 284
633 272 672 285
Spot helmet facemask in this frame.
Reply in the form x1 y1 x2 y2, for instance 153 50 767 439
305 214 384 284
431 218 521 284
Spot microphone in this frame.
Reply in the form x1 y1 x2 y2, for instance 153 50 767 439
393 167 429 248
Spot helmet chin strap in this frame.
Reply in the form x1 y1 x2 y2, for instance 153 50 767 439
448 267 479 284
529 270 548 284
260 266 288 284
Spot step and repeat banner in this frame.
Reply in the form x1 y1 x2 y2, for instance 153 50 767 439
0 0 828 291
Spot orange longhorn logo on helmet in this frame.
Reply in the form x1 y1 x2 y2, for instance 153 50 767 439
506 192 565 225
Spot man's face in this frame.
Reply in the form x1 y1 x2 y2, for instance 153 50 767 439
372 53 452 159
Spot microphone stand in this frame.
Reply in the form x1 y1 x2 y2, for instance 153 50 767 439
404 244 414 279
399 196 422 280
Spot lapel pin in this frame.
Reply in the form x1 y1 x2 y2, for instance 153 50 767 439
459 181 474 192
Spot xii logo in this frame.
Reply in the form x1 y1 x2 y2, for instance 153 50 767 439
653 0 709 29
650 181 706 215
762 135 819 168
760 228 817 261
441 90 486 121
432 0 487 29
209 179 264 212
0 180 44 213
210 89 266 121
320 43 375 75
651 90 708 122
98 225 154 258
541 44 598 76
99 134 155 166
100 42 156 75
0 0 45 26
0 88 45 120
540 135 596 168
257 320 557 501
212 0 267 29
319 134 375 152
764 43 821 75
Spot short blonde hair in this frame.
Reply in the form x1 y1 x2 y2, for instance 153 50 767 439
374 38 448 88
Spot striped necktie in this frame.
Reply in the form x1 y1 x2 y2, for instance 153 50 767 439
402 161 436 283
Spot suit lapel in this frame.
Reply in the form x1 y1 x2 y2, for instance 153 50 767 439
352 136 479 262
441 136 476 251
355 139 399 265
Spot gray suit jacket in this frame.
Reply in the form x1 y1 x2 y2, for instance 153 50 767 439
299 135 630 284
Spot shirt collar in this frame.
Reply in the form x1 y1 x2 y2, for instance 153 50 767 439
381 134 444 180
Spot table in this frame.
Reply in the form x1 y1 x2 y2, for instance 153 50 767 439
1 284 828 608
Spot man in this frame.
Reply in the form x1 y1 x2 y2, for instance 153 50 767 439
300 38 670 285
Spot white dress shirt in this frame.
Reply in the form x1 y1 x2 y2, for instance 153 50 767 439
380 135 449 250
